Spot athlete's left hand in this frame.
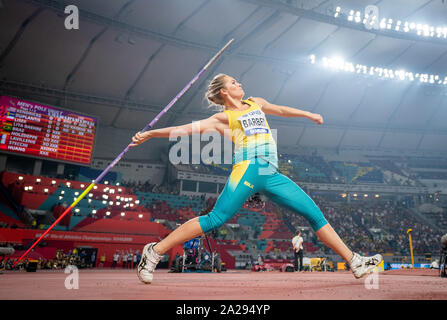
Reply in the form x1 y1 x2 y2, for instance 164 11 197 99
309 113 323 125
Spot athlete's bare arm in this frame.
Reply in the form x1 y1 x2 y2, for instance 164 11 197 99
251 97 323 125
130 112 229 147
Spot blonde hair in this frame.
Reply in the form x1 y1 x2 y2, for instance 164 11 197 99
205 73 228 110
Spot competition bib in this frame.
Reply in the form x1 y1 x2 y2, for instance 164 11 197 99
237 110 270 136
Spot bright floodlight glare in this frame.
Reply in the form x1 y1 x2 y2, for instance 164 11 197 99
339 6 447 41
310 54 446 87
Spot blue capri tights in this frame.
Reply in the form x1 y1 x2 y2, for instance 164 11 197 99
198 157 328 233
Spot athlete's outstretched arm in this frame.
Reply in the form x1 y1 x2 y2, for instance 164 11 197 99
251 97 323 125
129 112 228 147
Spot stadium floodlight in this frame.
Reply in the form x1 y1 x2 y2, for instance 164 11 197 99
387 18 393 29
334 6 341 18
348 9 354 21
310 54 446 87
337 6 447 41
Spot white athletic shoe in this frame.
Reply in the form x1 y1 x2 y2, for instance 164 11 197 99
137 242 162 284
349 252 383 279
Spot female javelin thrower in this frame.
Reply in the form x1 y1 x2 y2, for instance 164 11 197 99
130 74 383 284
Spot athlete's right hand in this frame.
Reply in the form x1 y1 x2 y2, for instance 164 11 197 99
129 131 152 147
309 113 323 125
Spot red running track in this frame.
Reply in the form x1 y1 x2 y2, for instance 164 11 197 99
0 269 445 300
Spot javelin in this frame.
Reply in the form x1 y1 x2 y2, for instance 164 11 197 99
13 39 234 267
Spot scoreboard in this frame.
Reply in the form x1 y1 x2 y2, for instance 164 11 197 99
0 95 97 165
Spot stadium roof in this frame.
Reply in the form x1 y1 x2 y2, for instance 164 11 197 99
1 0 447 161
